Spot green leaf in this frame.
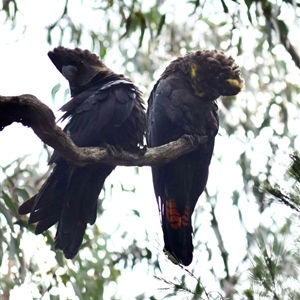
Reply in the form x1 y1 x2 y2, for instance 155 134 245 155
1 191 18 215
51 83 61 102
55 251 65 267
132 209 140 217
136 11 146 47
15 188 30 201
277 19 289 40
244 288 255 300
156 14 165 37
220 0 229 13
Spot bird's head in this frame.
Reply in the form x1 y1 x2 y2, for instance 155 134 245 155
188 50 244 100
48 47 109 95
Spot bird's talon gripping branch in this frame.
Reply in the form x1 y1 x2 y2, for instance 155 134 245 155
139 145 148 155
102 143 117 156
114 145 125 153
181 134 194 143
181 134 207 148
193 134 208 148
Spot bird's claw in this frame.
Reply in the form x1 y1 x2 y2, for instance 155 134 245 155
139 145 147 156
102 143 117 155
181 134 197 144
181 134 208 148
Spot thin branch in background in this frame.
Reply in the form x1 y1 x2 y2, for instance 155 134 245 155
247 231 288 300
210 203 241 299
279 30 300 70
264 183 300 213
210 204 230 279
154 274 226 300
158 252 226 299
154 275 205 299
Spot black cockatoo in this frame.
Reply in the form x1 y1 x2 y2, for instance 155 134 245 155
147 50 244 266
19 47 146 259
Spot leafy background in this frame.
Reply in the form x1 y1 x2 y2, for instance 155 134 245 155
1 0 300 299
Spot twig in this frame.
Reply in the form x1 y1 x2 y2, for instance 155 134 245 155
279 31 300 70
210 204 230 279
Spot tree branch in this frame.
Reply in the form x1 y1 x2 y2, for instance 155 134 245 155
210 203 230 279
279 31 300 70
0 94 207 167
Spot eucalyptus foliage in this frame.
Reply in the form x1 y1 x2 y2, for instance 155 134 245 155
1 0 300 299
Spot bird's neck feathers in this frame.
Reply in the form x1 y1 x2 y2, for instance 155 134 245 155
70 70 130 97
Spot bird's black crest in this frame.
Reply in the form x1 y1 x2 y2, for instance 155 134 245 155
48 46 105 72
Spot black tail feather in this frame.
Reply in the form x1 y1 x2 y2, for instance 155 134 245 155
53 164 113 258
19 162 113 259
18 195 36 215
163 224 194 266
162 198 194 266
35 214 60 234
29 203 62 224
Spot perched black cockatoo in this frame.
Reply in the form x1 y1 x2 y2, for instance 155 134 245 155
19 47 146 259
147 50 244 266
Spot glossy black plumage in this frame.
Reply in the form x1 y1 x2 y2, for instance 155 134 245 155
19 47 146 259
147 50 244 266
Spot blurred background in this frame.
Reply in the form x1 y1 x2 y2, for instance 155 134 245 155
0 0 300 299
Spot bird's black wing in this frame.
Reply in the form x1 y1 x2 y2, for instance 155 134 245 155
20 80 140 259
19 46 146 259
50 80 137 163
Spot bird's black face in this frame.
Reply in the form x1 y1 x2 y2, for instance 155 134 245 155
215 76 245 96
190 50 244 99
48 47 106 91
190 74 244 101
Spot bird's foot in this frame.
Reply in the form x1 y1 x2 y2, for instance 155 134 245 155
181 134 207 146
102 143 125 156
137 145 147 156
101 143 117 155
